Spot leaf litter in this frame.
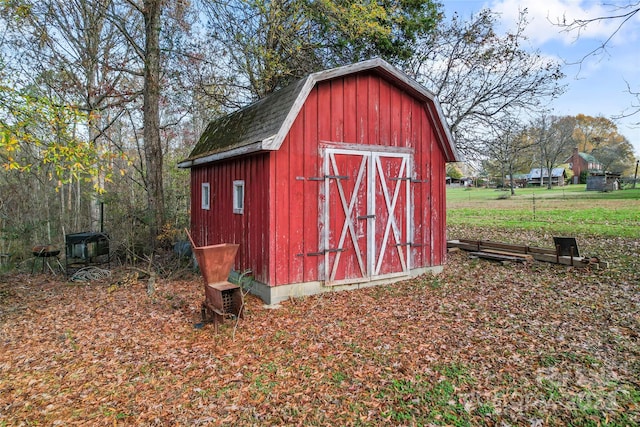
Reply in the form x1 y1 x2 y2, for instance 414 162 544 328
0 227 638 426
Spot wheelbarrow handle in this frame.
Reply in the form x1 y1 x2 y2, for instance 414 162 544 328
185 228 197 249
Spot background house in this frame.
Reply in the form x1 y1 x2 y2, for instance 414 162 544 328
179 59 459 304
527 167 567 186
566 147 603 184
504 174 529 188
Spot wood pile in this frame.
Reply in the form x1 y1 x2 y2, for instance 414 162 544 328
447 239 608 269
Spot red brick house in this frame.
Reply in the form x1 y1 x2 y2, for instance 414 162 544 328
566 147 603 184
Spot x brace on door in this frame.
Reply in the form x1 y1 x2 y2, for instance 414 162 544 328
322 147 412 285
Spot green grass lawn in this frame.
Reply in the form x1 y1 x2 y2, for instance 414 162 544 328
446 185 640 239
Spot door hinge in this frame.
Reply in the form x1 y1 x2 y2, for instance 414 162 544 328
307 248 346 256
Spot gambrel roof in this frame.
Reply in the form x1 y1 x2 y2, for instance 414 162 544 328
178 58 458 168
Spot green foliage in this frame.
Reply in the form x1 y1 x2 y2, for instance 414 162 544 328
447 163 464 179
579 170 588 184
379 366 475 426
310 0 441 63
205 0 442 98
0 87 122 193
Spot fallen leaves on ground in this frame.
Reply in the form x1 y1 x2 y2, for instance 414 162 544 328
1 228 638 426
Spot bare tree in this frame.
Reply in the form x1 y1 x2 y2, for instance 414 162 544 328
591 138 636 174
410 9 565 156
554 2 640 120
530 115 576 189
105 0 188 248
1 0 137 232
484 119 532 195
555 2 640 62
617 81 640 124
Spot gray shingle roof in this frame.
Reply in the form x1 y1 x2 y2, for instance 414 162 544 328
182 77 309 162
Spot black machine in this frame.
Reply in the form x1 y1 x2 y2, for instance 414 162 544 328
65 232 110 276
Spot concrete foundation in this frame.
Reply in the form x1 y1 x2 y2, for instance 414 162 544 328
230 266 444 306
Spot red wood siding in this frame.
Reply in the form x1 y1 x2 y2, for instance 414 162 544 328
190 154 270 284
268 71 448 286
270 94 322 286
190 70 449 289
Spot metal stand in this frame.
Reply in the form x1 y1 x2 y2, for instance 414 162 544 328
31 246 63 274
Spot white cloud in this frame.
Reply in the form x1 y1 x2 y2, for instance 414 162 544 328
442 0 640 153
488 0 640 47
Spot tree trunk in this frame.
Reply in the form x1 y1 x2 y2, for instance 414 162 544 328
143 0 164 250
509 164 515 195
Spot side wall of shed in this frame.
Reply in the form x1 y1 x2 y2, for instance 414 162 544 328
270 71 448 287
190 153 271 284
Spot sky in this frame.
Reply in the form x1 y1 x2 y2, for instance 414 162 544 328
441 0 640 156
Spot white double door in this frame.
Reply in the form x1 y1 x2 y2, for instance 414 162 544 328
322 147 412 285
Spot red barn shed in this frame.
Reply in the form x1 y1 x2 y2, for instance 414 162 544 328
178 59 458 304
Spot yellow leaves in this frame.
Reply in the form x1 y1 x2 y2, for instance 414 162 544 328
0 86 119 191
0 133 30 171
1 132 19 152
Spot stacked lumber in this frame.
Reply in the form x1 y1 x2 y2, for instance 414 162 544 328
447 239 608 269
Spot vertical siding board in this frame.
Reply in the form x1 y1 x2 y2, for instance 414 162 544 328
288 118 305 284
432 140 446 265
219 163 228 244
190 170 197 243
263 155 271 282
368 75 380 146
316 82 331 282
258 154 269 283
411 99 424 268
303 89 320 282
219 164 226 244
356 74 369 145
343 75 357 143
422 107 433 267
379 79 391 146
246 157 255 277
317 84 332 143
402 91 413 149
331 79 344 142
268 151 277 286
247 158 254 274
390 86 402 147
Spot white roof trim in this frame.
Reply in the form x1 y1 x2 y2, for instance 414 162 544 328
183 58 458 167
177 141 264 168
266 58 458 161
